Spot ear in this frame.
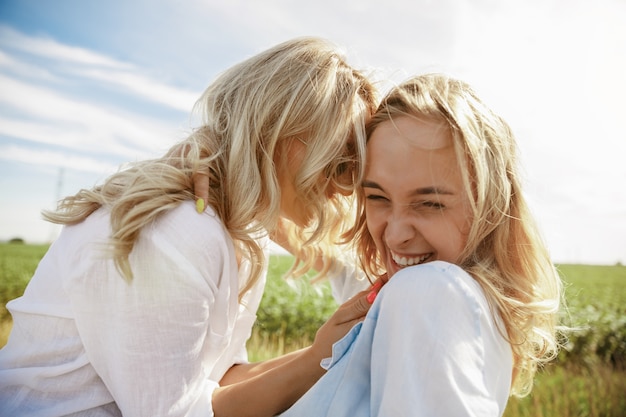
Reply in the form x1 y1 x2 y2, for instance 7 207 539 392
280 136 308 167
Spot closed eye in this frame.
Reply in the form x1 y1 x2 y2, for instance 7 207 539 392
412 200 445 210
365 194 389 202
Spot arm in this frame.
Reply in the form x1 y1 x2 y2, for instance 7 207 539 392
214 347 323 416
69 204 375 417
219 348 306 386
214 285 376 416
67 205 231 416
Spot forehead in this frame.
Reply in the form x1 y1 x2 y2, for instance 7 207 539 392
369 116 452 151
366 116 460 187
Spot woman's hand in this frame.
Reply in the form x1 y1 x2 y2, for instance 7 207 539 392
308 280 383 361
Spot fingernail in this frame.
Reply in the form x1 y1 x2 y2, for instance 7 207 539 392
196 198 205 214
366 290 377 304
371 280 383 291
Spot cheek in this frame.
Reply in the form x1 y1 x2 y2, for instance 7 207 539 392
459 221 471 248
364 208 384 242
455 206 473 252
438 220 469 262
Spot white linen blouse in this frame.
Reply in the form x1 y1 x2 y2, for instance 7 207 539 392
0 202 269 417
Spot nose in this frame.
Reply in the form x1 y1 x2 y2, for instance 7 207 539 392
384 210 416 248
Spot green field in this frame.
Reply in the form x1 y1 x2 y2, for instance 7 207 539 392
1 243 625 416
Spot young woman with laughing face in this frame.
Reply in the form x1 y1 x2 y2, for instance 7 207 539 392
278 73 562 417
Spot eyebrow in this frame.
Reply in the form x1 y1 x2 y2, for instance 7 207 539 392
361 180 454 196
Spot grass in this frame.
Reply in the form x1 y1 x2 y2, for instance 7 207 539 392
504 363 626 417
1 243 625 416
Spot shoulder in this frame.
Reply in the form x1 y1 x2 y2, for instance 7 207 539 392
155 201 227 236
145 202 231 247
137 201 235 266
377 261 494 331
384 261 484 304
377 259 508 349
61 202 229 250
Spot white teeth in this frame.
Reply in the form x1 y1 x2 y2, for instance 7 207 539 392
391 252 430 266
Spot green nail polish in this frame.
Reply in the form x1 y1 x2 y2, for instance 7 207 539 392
196 198 205 213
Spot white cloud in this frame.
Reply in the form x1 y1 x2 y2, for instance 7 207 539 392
75 68 198 113
0 144 116 174
0 49 59 81
0 74 185 158
0 24 133 69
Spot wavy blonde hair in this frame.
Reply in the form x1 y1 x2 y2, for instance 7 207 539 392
349 74 562 397
44 37 377 297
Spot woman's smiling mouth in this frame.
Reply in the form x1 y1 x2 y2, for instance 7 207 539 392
390 251 433 267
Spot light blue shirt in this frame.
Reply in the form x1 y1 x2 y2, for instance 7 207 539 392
281 261 512 417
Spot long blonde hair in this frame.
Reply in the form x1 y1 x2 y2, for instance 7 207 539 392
350 73 561 396
44 37 377 297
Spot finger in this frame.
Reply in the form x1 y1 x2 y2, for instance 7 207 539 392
352 292 373 315
333 289 373 324
362 278 385 305
193 173 210 213
371 278 384 292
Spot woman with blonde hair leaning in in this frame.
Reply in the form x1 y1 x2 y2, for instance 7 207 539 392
279 73 562 416
0 37 378 417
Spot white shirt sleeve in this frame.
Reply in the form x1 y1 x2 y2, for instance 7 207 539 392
64 204 240 417
326 252 370 303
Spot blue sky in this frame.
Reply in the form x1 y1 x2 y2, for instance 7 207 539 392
1 0 625 265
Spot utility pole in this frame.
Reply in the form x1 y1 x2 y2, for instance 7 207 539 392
48 167 64 242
